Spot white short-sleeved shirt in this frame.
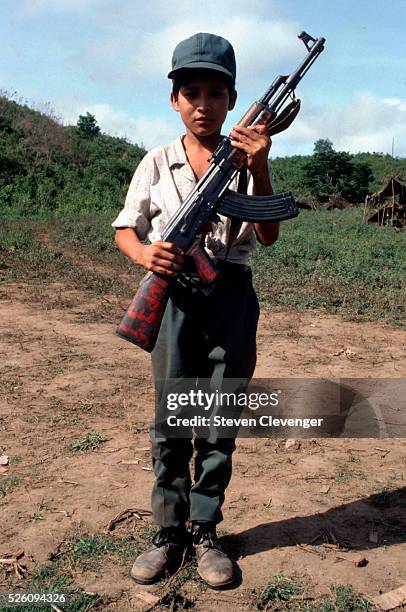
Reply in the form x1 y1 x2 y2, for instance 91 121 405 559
112 136 273 264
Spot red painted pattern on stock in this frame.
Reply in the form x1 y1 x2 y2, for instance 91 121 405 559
118 323 148 344
118 274 170 351
125 299 160 323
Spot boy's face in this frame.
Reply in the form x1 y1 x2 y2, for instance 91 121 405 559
171 72 237 138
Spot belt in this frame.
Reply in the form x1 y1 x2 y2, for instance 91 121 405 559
216 259 251 275
176 259 251 294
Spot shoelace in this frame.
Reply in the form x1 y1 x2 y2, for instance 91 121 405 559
192 526 222 551
152 527 183 547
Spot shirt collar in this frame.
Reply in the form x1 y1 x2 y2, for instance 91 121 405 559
168 136 196 182
168 135 188 168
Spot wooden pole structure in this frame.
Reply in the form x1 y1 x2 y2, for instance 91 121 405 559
363 195 368 223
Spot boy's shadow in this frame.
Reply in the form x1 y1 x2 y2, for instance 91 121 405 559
222 488 406 560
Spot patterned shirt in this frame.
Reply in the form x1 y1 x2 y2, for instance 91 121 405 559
112 136 273 264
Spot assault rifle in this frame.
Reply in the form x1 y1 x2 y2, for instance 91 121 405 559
117 31 325 352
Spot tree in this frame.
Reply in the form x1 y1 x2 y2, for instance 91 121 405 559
76 112 101 138
304 140 373 202
313 138 333 154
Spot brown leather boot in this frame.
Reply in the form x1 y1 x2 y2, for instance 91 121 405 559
130 526 188 585
193 522 235 589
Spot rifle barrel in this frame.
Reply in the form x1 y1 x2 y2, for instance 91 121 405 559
264 36 325 112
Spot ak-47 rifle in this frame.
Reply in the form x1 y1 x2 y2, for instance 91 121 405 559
117 31 326 352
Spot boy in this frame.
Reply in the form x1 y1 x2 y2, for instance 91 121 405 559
112 32 279 589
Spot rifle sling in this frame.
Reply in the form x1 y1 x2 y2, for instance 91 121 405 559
266 98 301 136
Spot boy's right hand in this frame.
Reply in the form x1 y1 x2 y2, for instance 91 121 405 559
138 241 184 277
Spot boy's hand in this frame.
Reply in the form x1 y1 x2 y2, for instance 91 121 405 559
138 241 184 277
230 124 272 175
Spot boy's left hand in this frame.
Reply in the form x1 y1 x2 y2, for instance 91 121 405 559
230 124 272 175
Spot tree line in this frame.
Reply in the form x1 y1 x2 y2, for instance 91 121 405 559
272 138 406 202
1 93 405 217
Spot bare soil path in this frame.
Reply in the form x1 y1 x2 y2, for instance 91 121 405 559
0 276 405 610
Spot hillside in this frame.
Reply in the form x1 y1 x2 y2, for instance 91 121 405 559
1 93 406 216
0 94 146 216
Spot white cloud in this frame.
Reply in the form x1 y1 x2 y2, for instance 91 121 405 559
271 92 406 157
383 97 406 112
53 96 178 149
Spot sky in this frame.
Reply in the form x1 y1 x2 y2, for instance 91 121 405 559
1 0 406 157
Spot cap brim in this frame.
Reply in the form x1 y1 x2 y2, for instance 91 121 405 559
168 62 234 80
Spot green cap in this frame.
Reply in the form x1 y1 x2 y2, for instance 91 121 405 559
168 32 236 82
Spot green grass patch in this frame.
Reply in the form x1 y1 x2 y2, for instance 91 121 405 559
51 208 406 327
0 220 66 282
69 533 138 570
8 455 23 464
250 207 405 326
1 208 405 327
320 584 371 611
0 528 154 610
256 572 302 608
53 213 118 257
67 432 110 453
0 475 23 498
0 217 132 297
334 466 354 484
47 528 150 570
254 578 371 611
1 562 102 612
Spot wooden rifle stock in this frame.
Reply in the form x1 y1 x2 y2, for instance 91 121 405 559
117 240 219 352
116 273 171 352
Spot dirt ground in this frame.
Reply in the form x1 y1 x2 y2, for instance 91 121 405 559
0 264 405 610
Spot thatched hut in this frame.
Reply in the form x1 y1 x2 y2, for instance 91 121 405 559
364 176 406 228
324 192 352 210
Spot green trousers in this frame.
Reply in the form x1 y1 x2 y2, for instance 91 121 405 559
150 263 259 527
